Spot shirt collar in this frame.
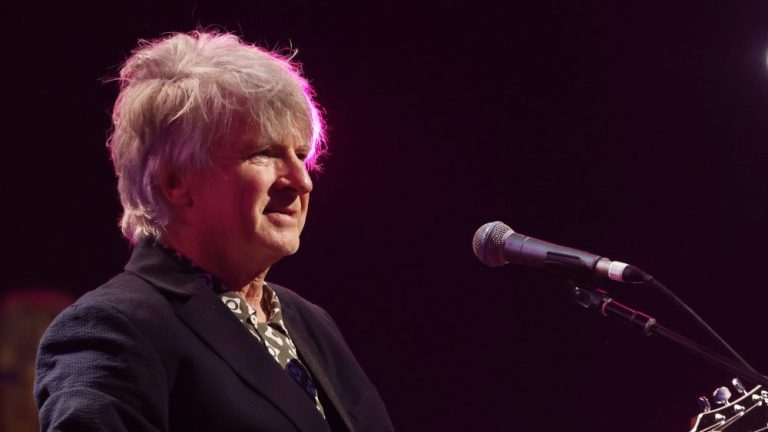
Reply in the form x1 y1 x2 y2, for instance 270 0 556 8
220 287 284 327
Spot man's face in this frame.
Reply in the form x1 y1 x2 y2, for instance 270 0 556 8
183 127 313 271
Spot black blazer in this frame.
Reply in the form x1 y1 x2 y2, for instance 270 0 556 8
34 240 393 431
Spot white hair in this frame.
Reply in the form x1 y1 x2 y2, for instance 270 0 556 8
108 31 326 243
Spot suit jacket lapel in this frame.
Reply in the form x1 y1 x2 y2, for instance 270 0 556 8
279 299 355 432
124 239 329 432
175 293 329 432
286 317 356 432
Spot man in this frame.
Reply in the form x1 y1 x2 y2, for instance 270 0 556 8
34 31 393 431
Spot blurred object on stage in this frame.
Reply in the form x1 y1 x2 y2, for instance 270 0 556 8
0 288 72 432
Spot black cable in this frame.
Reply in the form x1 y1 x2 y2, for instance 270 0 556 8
643 274 757 374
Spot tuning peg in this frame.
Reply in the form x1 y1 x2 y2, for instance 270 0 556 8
732 378 746 394
713 386 732 405
698 396 712 412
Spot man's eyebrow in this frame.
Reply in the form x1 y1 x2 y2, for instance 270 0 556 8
244 138 310 153
240 139 271 151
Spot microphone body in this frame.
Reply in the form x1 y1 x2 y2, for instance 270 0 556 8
473 222 647 283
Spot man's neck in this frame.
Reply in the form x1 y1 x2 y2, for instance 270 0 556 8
159 230 272 314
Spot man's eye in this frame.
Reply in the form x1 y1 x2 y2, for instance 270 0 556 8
248 150 271 159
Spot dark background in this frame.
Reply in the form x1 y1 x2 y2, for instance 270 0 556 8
4 1 768 430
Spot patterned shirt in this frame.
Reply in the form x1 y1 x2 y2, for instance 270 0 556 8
156 241 325 417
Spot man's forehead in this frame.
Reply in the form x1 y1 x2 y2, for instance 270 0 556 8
251 132 310 151
217 128 310 153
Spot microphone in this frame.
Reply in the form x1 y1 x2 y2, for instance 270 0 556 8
472 221 648 283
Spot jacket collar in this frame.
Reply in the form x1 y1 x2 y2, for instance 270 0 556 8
123 238 330 432
123 238 205 297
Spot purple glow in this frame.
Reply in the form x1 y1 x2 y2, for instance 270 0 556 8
303 87 326 171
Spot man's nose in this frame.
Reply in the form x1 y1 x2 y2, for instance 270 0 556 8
276 155 313 194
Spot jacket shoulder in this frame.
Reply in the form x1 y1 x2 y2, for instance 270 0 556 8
35 273 171 431
79 271 165 303
70 272 178 320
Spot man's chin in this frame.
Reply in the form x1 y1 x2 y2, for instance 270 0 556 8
260 237 301 259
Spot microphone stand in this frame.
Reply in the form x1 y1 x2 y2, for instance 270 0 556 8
569 283 768 387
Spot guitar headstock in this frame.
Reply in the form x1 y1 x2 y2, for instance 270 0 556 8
690 379 768 432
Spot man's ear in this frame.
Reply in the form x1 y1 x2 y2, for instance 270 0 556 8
159 165 193 207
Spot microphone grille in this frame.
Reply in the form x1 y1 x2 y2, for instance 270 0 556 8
472 221 513 267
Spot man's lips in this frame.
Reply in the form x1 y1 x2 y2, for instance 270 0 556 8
263 208 298 217
263 208 299 225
